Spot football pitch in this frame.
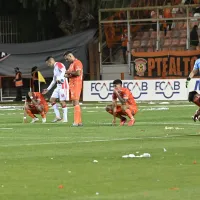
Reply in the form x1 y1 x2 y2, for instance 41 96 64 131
0 101 200 200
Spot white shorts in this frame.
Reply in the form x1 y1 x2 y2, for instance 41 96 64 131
51 86 68 101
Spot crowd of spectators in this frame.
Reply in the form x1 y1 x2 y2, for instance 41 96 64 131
148 0 200 50
118 0 200 62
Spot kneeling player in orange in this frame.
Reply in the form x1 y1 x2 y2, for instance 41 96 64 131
23 92 49 123
106 79 138 126
188 91 200 122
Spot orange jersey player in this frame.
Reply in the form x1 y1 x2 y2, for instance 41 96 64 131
24 92 49 123
63 52 83 127
106 79 138 126
188 91 200 122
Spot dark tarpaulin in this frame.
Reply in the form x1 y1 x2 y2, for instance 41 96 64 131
0 29 96 77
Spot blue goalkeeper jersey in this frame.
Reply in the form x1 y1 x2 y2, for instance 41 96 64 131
194 58 200 71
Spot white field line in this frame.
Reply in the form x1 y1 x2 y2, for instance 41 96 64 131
83 105 195 108
0 135 182 147
87 122 200 126
0 104 196 110
0 128 13 130
0 121 199 126
0 136 103 139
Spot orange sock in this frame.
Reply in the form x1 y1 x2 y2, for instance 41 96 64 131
74 105 81 124
26 109 35 118
125 109 134 120
40 111 46 118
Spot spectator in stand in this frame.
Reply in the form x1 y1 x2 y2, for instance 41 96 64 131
193 6 200 28
121 29 128 64
190 25 199 50
172 1 183 18
164 2 173 32
171 0 184 29
150 10 157 31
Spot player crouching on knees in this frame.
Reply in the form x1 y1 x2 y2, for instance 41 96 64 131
188 91 200 122
23 92 49 123
105 79 138 126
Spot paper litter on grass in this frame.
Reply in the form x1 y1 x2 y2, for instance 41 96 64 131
148 101 156 105
159 102 170 105
165 126 184 130
122 153 151 158
175 127 184 130
141 107 169 111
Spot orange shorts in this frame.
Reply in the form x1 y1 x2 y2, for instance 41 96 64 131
29 104 49 114
69 85 82 101
116 104 138 115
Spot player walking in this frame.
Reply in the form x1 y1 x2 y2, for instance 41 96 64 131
63 52 83 126
105 79 138 126
43 56 68 123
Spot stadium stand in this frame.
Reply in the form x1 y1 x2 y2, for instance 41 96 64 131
101 0 200 54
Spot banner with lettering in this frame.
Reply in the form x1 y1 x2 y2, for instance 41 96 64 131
83 79 200 101
132 51 200 78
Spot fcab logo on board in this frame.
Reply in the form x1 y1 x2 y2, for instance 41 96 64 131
91 81 148 100
155 81 180 98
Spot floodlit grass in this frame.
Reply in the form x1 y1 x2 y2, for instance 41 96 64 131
0 102 200 200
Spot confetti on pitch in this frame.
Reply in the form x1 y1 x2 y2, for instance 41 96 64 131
170 187 179 191
122 153 151 158
58 185 64 189
165 126 184 130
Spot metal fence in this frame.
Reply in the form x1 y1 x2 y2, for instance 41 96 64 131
99 4 200 77
0 16 18 43
0 15 46 43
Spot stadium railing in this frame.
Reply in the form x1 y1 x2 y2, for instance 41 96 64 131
99 4 200 78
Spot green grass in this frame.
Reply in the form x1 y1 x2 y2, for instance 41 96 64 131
0 102 200 200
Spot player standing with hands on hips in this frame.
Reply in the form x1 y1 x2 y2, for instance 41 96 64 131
186 58 200 88
42 56 69 123
63 52 83 126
